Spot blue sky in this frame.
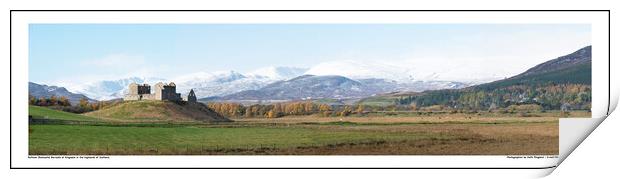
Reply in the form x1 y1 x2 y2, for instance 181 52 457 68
29 24 591 84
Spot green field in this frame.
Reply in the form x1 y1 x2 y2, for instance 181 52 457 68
29 124 452 155
356 96 399 106
28 105 563 155
29 106 100 122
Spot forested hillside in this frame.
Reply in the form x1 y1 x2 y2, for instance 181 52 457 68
395 46 592 110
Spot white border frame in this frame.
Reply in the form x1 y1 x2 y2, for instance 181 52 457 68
9 11 611 171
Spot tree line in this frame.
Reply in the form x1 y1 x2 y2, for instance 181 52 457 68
207 102 374 118
396 83 591 111
206 99 569 119
29 95 116 113
207 84 591 119
29 95 71 106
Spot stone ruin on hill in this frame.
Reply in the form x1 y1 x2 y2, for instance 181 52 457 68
123 82 197 103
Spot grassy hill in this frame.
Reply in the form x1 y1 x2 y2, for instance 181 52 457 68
29 105 100 122
474 61 590 91
85 100 230 122
363 46 592 110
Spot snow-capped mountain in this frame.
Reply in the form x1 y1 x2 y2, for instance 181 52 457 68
172 66 309 97
29 82 94 104
303 60 477 93
67 77 166 100
304 60 504 83
66 67 307 100
218 75 472 101
219 75 371 100
61 64 477 100
305 60 417 82
356 78 472 93
173 70 274 97
246 66 308 80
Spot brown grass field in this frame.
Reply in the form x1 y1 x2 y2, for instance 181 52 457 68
30 108 589 155
226 115 562 155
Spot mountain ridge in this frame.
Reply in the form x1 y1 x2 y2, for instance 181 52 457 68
473 46 592 91
215 74 470 101
63 65 472 100
29 82 94 105
514 46 591 78
390 45 592 110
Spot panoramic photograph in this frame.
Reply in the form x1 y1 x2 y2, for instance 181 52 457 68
28 24 592 155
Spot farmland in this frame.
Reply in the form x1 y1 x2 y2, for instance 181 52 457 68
28 105 578 155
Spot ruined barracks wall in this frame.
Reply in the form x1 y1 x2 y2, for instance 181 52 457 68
123 94 157 101
124 82 183 102
187 89 197 103
128 83 151 95
159 85 181 101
